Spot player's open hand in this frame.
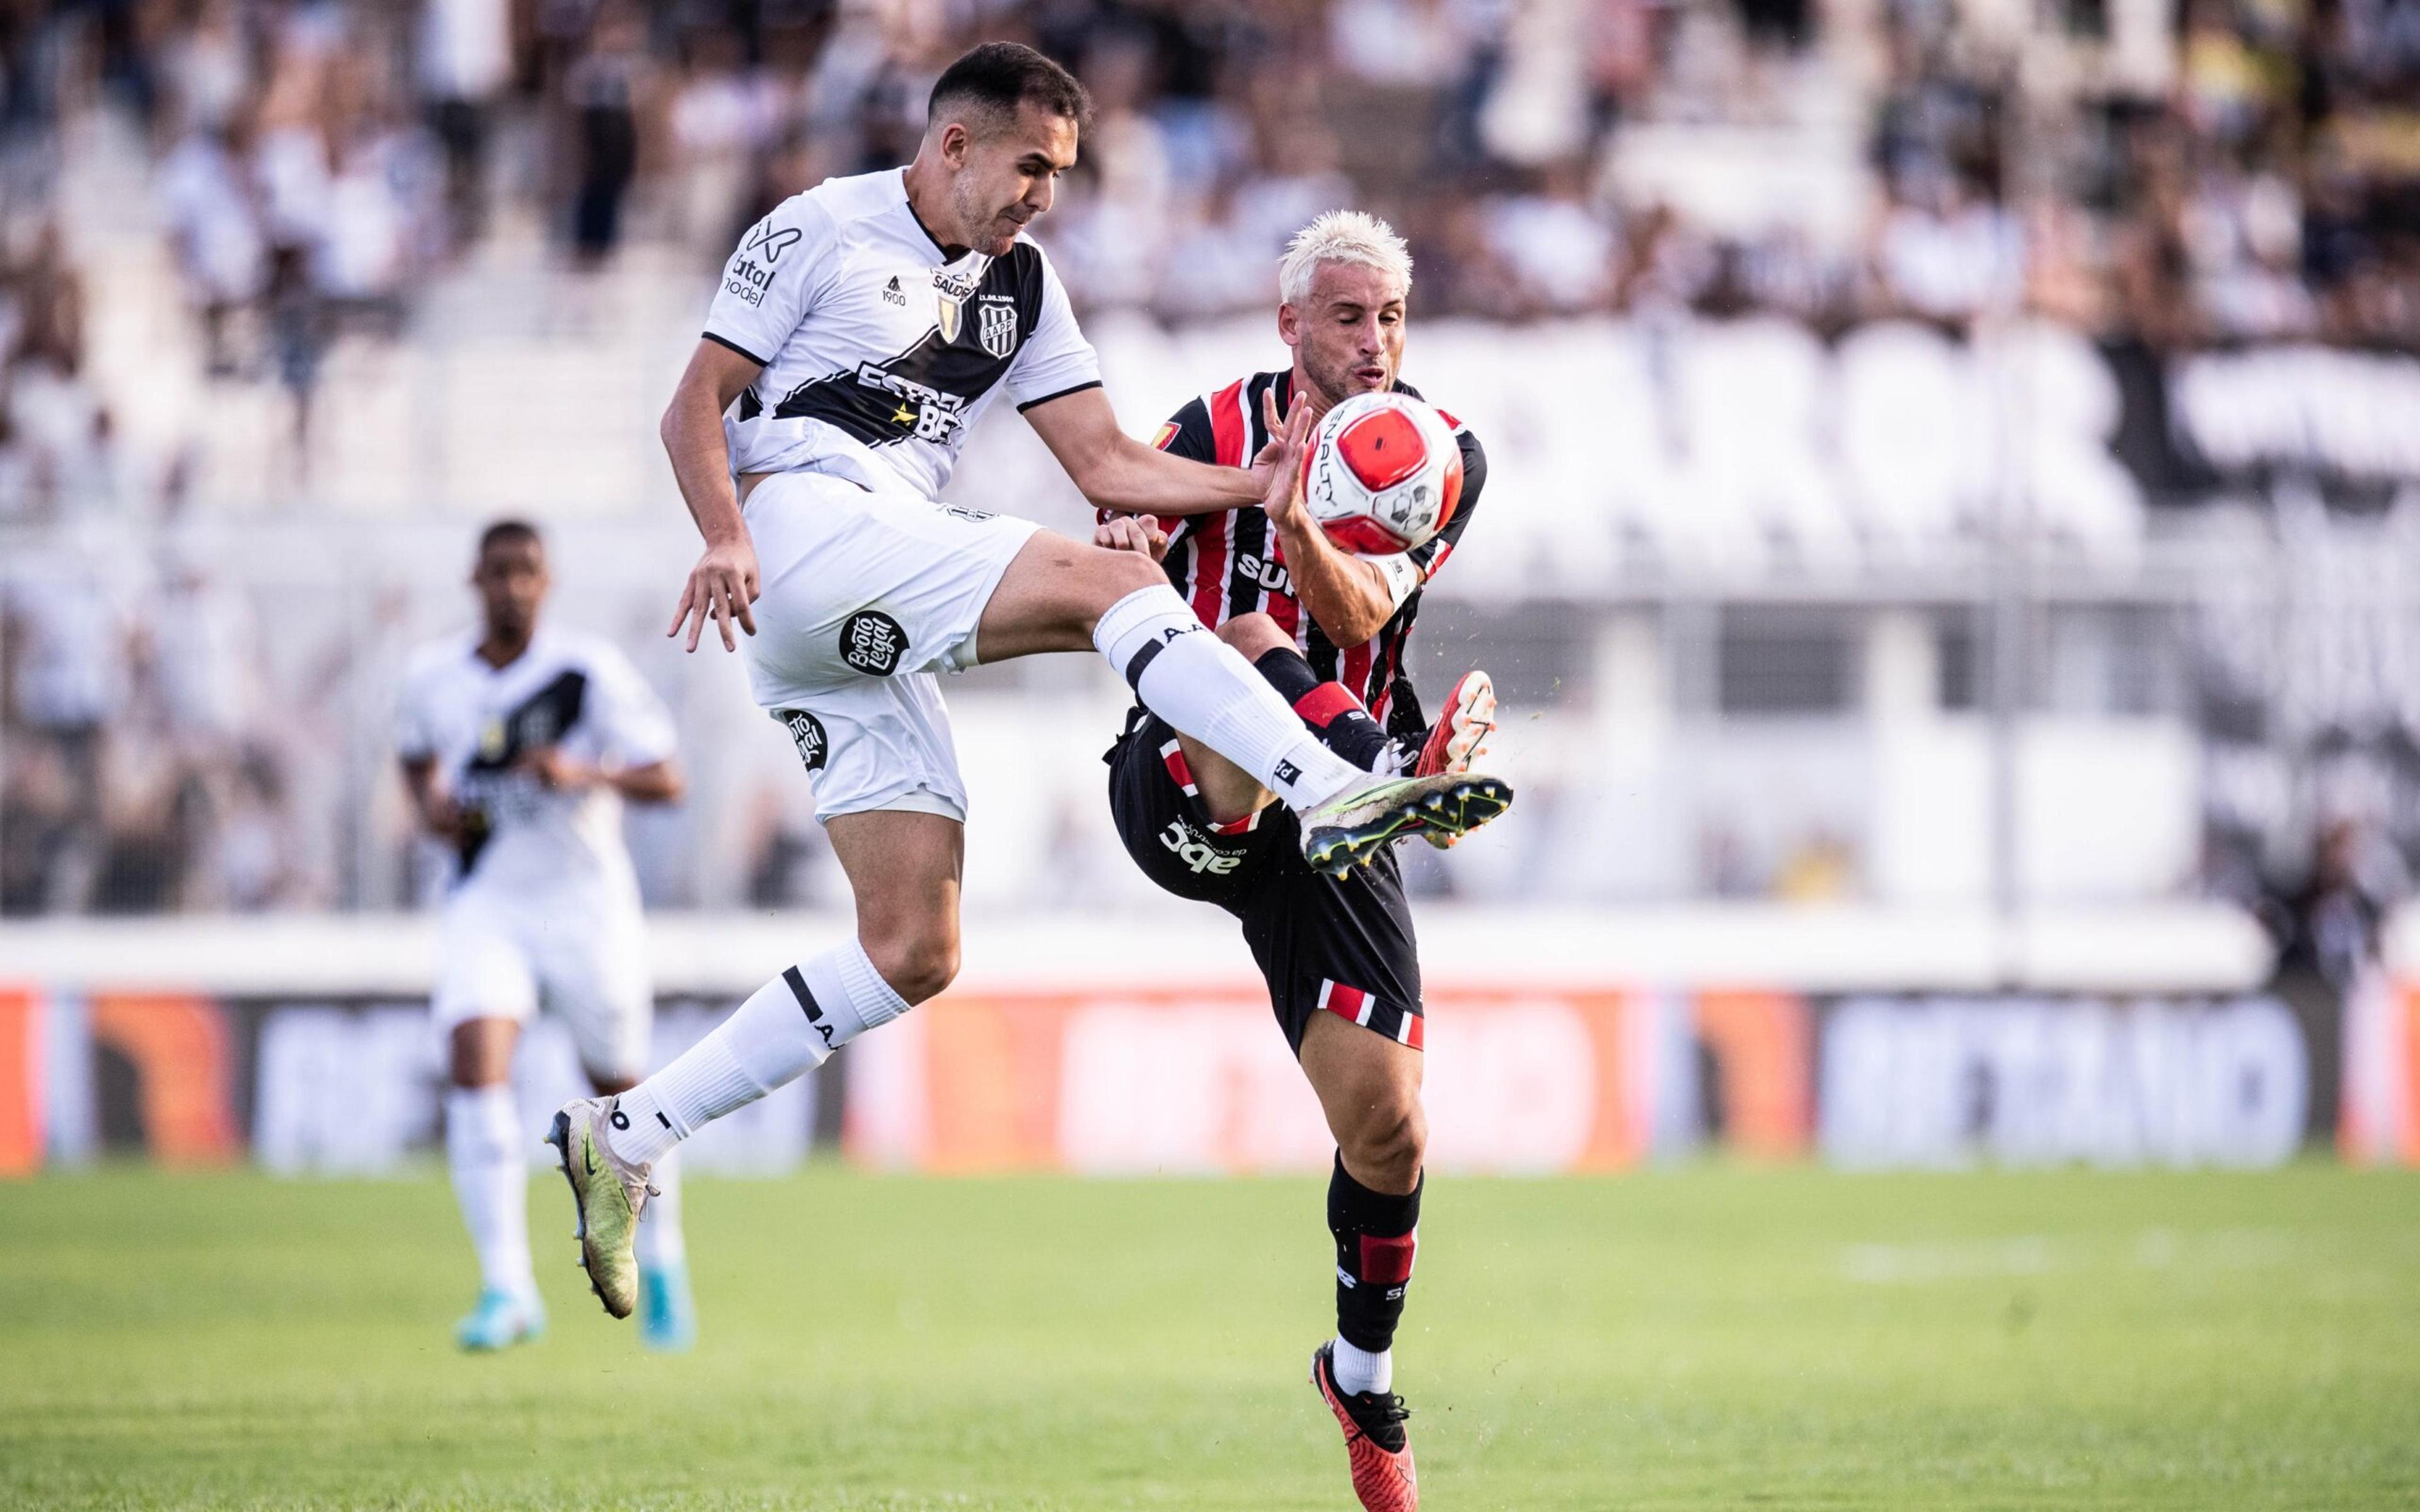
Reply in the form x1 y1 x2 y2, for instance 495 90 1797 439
1259 391 1317 531
1248 385 1310 487
1094 514 1168 561
670 533 760 652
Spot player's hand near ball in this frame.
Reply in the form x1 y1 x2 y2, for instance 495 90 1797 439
1258 388 1318 534
1259 390 1397 648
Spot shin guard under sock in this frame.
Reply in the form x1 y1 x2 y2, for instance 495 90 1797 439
1330 1154 1422 1360
1255 646 1396 772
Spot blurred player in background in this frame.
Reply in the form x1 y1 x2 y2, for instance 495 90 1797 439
397 520 693 1353
546 43 1507 1327
1095 212 1491 1512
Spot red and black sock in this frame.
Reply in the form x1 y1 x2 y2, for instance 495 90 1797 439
1254 646 1394 772
1329 1153 1421 1354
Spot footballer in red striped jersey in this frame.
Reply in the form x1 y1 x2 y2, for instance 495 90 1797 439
1096 211 1504 1512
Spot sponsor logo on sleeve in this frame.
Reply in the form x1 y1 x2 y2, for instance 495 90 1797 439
725 258 773 307
745 222 802 263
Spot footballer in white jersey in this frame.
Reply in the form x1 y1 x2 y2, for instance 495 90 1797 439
397 521 696 1354
546 43 1509 1359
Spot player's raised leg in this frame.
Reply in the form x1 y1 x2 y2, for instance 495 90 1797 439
972 531 1505 874
1158 611 1497 835
552 810 957 1318
445 1016 546 1352
1298 1009 1427 1511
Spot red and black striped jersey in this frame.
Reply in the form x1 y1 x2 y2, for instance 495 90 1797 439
1124 369 1484 742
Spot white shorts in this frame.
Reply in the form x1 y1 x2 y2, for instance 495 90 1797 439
742 469 1042 824
432 885 652 1080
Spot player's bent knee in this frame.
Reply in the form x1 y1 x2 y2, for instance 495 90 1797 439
1216 612 1290 658
1087 542 1172 607
1344 1094 1427 1186
859 923 960 1006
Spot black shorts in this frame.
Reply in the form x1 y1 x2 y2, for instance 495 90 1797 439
1106 709 1424 1053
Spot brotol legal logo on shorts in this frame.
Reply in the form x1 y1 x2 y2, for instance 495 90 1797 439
839 610 909 677
778 708 827 770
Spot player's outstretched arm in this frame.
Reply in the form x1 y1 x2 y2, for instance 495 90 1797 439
1257 392 1398 648
1023 385 1265 518
660 339 766 653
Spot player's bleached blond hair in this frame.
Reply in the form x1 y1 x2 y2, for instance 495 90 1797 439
1278 210 1414 307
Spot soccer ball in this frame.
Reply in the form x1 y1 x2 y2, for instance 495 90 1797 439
1298 391 1464 555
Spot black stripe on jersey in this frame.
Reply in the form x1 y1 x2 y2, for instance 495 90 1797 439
770 243 1049 448
452 667 587 878
1015 378 1103 413
465 670 589 774
1228 500 1276 622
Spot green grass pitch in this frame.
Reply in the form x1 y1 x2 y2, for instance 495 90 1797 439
3 1164 2417 1509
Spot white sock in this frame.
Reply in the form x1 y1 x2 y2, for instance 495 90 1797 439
607 939 908 1167
633 1147 686 1268
1093 585 1362 810
1331 1336 1393 1395
446 1085 534 1297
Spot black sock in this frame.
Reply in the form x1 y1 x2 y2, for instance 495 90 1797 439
1329 1152 1422 1356
1255 647 1394 771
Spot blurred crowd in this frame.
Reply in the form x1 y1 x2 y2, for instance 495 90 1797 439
0 0 2404 389
0 542 328 914
2 0 2418 922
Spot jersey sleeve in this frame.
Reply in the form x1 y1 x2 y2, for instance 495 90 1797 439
580 648 679 770
1008 242 1103 411
1153 396 1219 463
1406 423 1485 584
702 196 840 368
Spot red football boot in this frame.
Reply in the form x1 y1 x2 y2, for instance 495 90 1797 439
1412 670 1497 849
1310 1342 1418 1511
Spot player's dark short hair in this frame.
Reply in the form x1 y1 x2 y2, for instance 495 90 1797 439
478 518 543 559
927 42 1092 137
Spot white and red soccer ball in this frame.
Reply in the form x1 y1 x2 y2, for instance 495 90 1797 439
1298 391 1463 555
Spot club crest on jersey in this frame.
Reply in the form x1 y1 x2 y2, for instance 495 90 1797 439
977 297 1019 360
839 610 909 677
776 707 828 771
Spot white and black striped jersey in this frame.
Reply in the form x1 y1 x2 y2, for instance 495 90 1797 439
703 167 1103 500
1124 370 1484 740
395 631 677 895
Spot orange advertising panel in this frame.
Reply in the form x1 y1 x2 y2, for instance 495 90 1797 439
847 986 1804 1175
1695 988 1814 1160
88 993 239 1165
0 987 39 1176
